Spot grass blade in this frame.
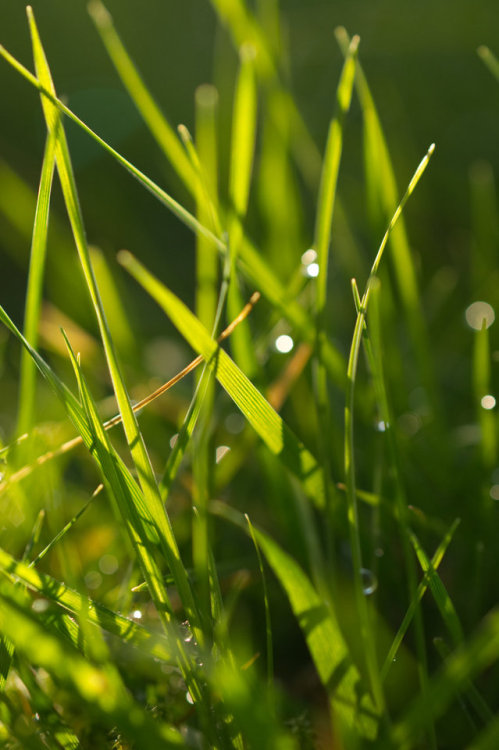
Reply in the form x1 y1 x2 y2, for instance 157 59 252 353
16 130 57 435
27 6 202 646
212 502 379 740
118 250 326 508
344 144 435 712
88 0 198 195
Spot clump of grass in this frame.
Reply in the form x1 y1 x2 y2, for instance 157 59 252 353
0 3 498 748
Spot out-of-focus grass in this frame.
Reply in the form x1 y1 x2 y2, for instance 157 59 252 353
0 2 498 748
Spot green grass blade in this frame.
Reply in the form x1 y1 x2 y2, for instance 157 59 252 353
473 322 497 469
226 43 259 377
119 250 326 508
0 41 347 387
336 27 438 416
88 0 198 195
392 609 499 748
410 532 464 647
0 544 172 662
478 45 499 83
344 144 435 712
27 7 202 645
16 130 57 436
212 502 379 740
381 519 460 680
0 580 185 750
245 514 273 690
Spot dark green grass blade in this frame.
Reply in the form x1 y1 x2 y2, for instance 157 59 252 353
16 129 57 435
212 502 379 740
119 251 326 508
0 580 185 749
392 609 499 747
381 519 460 680
344 144 435 713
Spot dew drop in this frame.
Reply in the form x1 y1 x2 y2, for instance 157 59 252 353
481 394 496 410
215 445 231 464
186 691 194 705
275 334 294 353
301 248 317 265
32 599 50 613
375 420 388 432
305 262 320 278
360 568 378 596
131 609 142 620
169 433 179 449
465 301 495 330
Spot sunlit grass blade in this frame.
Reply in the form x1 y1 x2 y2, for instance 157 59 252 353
336 27 438 416
0 580 185 749
392 609 499 748
344 144 435 712
16 130 57 436
312 33 358 547
27 6 202 646
473 322 497 469
478 45 499 83
88 0 198 196
227 43 259 376
381 519 460 681
212 501 379 740
0 544 172 662
0 40 346 388
119 250 326 508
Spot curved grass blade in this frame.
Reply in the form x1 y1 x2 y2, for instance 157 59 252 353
88 0 198 196
336 27 438 418
344 144 435 712
16 130 57 435
0 544 172 662
0 580 185 750
212 501 379 740
381 519 460 681
27 7 202 647
118 250 326 509
478 45 499 83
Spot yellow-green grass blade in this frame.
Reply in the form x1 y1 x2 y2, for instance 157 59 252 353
478 45 499 83
473 323 497 470
381 519 460 681
312 34 358 542
119 250 326 509
16 130 57 436
88 0 198 196
0 580 185 750
27 7 201 645
392 609 499 748
226 43 259 377
212 502 379 740
0 41 346 388
344 144 435 713
336 27 438 416
0 544 172 662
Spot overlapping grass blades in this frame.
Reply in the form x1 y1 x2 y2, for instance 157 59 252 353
118 250 326 509
212 502 379 740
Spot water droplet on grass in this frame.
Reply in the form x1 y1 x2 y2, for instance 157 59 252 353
465 301 495 330
481 394 496 410
275 334 294 353
360 568 377 596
